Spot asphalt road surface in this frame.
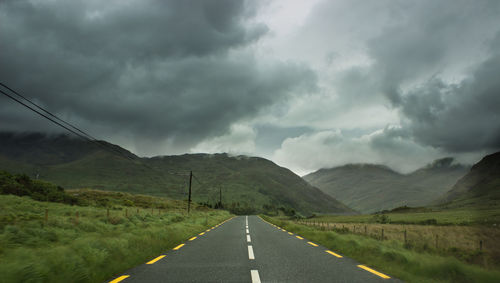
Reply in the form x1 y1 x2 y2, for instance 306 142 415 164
108 215 400 282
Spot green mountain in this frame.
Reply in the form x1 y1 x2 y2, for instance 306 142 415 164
303 159 468 213
0 132 353 215
438 151 500 208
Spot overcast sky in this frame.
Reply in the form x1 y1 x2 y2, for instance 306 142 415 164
1 0 499 175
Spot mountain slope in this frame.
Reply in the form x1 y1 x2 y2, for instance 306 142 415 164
438 151 500 208
303 159 468 213
0 132 353 215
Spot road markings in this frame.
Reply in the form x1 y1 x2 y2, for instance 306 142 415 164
146 255 165 264
247 235 251 242
206 229 211 232
296 236 304 240
199 232 205 236
173 244 185 250
357 265 391 279
325 250 343 258
250 270 261 283
281 229 286 232
288 232 293 235
109 275 130 283
307 241 318 247
189 236 197 241
248 245 255 260
246 228 249 234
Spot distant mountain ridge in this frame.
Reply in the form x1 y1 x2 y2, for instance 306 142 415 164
0 132 353 215
303 159 469 213
438 151 500 208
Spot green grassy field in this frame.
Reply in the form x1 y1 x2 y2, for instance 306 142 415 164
262 215 500 283
0 193 231 283
312 206 500 226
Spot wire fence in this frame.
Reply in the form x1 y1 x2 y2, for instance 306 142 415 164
296 220 499 254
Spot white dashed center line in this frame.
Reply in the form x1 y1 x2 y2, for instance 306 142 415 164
251 270 261 283
247 234 251 242
248 245 255 259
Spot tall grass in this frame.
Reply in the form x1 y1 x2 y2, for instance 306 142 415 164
0 195 231 283
313 207 500 226
298 221 500 258
262 216 500 283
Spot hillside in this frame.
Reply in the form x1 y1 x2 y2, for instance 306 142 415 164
0 132 353 215
303 159 468 213
438 151 500 208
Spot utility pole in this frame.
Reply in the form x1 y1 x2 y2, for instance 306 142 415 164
187 171 192 213
219 186 222 208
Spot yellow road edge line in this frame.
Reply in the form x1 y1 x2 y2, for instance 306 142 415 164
173 243 185 250
307 241 318 247
357 265 391 279
288 232 293 235
109 275 130 283
189 236 197 241
206 229 211 232
325 250 343 258
296 236 304 240
146 255 165 264
199 232 205 235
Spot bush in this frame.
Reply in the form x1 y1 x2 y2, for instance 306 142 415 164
372 214 391 223
0 170 74 205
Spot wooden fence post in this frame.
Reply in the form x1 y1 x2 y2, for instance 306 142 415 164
480 240 483 251
404 229 407 244
364 225 367 235
435 234 438 249
381 228 384 240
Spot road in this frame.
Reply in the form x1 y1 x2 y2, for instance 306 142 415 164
109 216 400 282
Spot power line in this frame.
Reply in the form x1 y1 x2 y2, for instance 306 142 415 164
0 82 207 205
1 82 97 141
0 84 136 162
0 89 93 143
0 83 175 179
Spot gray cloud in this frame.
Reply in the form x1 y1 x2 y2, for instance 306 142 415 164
0 0 315 153
263 0 500 174
1 0 499 174
364 1 500 152
400 40 500 152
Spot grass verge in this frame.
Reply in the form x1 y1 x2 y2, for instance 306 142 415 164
261 215 500 283
0 194 231 283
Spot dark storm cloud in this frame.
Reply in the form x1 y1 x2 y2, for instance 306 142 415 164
400 40 500 152
364 0 500 152
0 0 315 151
